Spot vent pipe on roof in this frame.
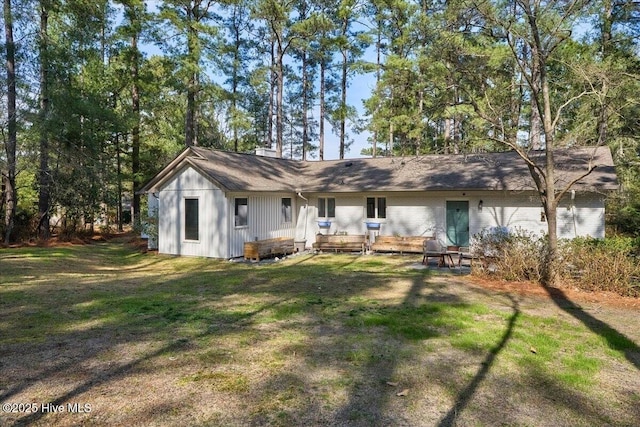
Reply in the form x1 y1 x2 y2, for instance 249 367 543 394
255 147 278 158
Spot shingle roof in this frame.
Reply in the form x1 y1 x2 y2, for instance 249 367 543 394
141 146 618 194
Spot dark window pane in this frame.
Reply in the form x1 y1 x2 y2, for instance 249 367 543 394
327 198 335 218
235 198 248 226
318 198 326 217
366 197 375 218
282 198 292 222
378 197 386 219
185 198 199 240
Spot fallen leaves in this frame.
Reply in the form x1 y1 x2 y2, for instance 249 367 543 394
386 380 409 397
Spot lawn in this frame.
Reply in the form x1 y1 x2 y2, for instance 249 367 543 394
1 242 639 426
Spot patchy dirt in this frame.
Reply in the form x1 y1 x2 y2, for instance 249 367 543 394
1 249 638 427
468 275 640 311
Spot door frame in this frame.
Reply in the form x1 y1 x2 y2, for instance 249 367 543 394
445 200 470 247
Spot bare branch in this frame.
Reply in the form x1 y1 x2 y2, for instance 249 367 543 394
555 146 602 203
551 90 593 130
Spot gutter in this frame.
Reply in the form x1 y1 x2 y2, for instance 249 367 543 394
296 191 309 242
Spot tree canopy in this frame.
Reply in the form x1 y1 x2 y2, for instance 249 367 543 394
1 0 639 245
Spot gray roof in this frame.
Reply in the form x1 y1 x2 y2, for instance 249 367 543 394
140 146 618 194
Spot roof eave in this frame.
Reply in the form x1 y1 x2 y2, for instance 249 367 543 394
137 147 205 194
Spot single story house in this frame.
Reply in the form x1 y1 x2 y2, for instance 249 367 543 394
139 146 618 258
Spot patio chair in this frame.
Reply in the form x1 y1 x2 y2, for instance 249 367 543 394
422 239 445 266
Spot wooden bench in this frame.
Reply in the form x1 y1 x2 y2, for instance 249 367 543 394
371 235 433 254
244 237 294 261
312 234 366 253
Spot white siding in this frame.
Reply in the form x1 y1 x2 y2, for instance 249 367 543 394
474 191 605 239
157 172 606 258
228 193 297 258
304 190 606 246
158 166 228 258
295 203 316 246
386 194 443 238
557 193 605 238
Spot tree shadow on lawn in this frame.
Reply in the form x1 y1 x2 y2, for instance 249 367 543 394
1 253 389 426
2 248 639 426
436 294 520 427
330 271 462 425
3 294 288 427
542 285 640 371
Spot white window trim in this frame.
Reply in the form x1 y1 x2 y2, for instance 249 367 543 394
183 196 200 242
365 196 387 221
281 197 293 224
317 196 336 219
234 196 249 229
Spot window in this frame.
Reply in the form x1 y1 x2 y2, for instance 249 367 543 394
281 198 292 223
235 198 248 227
318 197 335 218
366 197 386 219
184 198 199 240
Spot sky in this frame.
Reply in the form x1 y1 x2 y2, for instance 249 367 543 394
136 1 376 161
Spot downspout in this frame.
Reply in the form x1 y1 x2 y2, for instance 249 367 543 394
296 191 309 242
571 190 577 237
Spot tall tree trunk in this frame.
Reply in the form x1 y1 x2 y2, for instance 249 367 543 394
443 117 451 154
529 44 542 150
301 48 308 160
267 37 275 148
232 5 240 152
527 5 559 286
37 2 50 239
3 0 16 244
373 17 382 158
116 133 123 232
319 57 326 160
185 5 198 147
275 40 284 158
131 23 141 229
339 46 347 159
597 0 613 145
338 15 349 160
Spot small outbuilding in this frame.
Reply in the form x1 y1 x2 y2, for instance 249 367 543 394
139 146 618 258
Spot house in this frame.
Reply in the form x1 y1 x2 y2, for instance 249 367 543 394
139 146 618 258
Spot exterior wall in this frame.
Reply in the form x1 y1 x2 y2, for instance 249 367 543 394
157 171 606 258
475 191 605 239
228 193 297 258
304 191 606 246
158 166 228 258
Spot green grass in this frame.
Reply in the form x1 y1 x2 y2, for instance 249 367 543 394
0 243 638 426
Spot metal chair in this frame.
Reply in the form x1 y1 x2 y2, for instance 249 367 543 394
458 246 473 267
422 239 445 266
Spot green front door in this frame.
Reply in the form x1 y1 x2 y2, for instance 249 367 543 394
446 201 469 247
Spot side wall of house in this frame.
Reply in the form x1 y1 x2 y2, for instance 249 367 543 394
475 191 605 239
304 191 605 246
158 166 228 258
227 193 298 258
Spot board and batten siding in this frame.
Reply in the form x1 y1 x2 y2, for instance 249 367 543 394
305 191 605 246
228 193 297 258
158 166 228 258
474 191 605 239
